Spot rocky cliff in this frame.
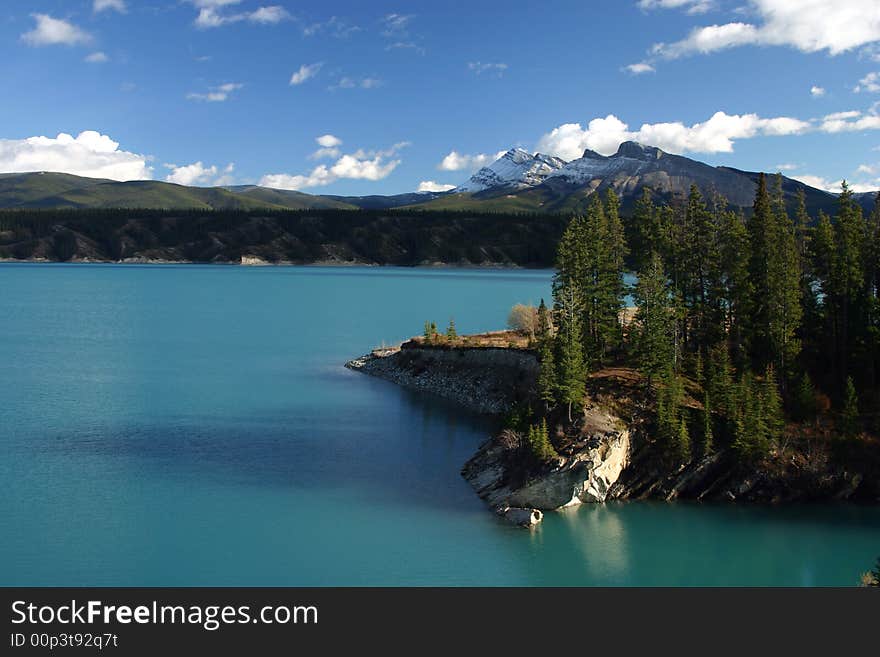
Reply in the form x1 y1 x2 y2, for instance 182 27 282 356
346 342 539 415
462 407 631 510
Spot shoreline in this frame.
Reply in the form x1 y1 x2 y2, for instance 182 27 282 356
0 257 548 270
346 340 880 526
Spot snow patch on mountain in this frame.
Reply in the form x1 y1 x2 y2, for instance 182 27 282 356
456 148 566 192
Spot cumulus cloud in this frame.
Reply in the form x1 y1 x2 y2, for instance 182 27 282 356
468 62 508 76
630 0 880 71
819 109 880 132
186 82 243 102
811 85 826 97
94 0 126 13
259 140 407 190
308 134 344 159
437 150 506 172
165 161 235 186
21 14 92 47
85 52 109 63
535 111 813 160
290 63 322 85
418 181 456 192
0 131 150 181
624 62 655 74
855 72 880 93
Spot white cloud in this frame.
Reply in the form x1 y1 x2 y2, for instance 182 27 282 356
0 131 150 181
192 2 290 29
385 41 426 55
857 163 878 175
774 163 799 171
290 63 322 85
85 52 109 63
793 174 877 193
259 140 406 190
418 181 456 192
535 111 811 160
624 62 655 74
437 150 506 171
186 82 243 102
636 0 880 69
165 161 235 186
302 16 360 38
310 134 343 159
855 72 880 93
248 6 289 24
468 62 508 76
638 0 715 14
824 110 861 121
811 85 826 97
94 0 126 13
21 14 92 47
329 76 382 90
819 110 880 132
381 13 414 36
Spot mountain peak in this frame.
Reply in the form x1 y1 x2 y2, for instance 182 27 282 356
615 141 664 160
456 148 565 193
500 147 534 164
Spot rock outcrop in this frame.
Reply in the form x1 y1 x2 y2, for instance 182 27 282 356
346 342 539 415
462 407 631 511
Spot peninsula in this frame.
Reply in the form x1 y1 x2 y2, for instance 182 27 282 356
348 179 880 526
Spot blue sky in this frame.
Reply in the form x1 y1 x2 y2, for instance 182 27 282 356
1 0 880 195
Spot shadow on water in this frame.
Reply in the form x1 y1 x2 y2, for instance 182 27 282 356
16 372 500 517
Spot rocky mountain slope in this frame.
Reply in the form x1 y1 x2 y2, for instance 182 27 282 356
425 141 873 216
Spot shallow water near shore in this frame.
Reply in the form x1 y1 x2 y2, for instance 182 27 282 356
1 263 878 586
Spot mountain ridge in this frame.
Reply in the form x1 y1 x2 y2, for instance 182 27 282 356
1 143 876 217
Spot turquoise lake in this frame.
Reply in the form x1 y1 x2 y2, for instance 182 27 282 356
1 263 878 586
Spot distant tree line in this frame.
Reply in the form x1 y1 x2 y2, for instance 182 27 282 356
0 208 568 266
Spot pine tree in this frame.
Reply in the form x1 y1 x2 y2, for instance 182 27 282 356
631 187 658 270
792 372 818 423
840 376 860 439
552 217 588 421
423 320 432 340
555 288 587 422
537 298 551 340
767 174 803 381
868 193 880 389
446 318 457 340
831 183 867 389
719 210 751 366
633 252 673 384
707 342 735 418
701 390 714 456
761 365 785 446
656 370 691 463
746 173 773 367
537 337 557 410
527 419 558 462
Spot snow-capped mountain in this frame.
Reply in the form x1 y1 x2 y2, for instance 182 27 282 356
456 141 768 208
456 148 566 192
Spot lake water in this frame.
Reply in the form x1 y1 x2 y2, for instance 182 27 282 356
1 263 877 586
